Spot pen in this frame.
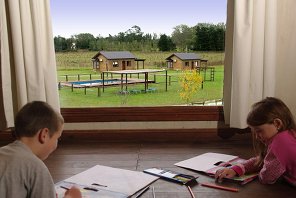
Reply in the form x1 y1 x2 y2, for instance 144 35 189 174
201 182 239 192
60 186 69 190
83 187 98 192
92 183 108 187
186 185 196 198
135 186 150 198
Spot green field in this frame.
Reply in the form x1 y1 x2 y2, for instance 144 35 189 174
56 51 224 107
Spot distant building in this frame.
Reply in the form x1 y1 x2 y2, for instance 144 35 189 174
165 53 207 70
91 51 145 72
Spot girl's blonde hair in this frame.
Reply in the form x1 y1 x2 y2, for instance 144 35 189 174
247 97 296 166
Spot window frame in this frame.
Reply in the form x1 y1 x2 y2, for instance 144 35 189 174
61 105 224 123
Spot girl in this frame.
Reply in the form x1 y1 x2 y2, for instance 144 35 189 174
215 97 296 186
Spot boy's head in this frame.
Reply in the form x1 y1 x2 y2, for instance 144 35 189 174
14 101 64 160
14 101 64 138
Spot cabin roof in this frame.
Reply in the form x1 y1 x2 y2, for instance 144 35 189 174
166 53 202 60
92 51 136 60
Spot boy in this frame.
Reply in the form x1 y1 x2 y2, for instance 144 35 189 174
0 101 81 198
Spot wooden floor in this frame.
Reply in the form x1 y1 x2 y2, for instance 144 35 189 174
1 136 295 197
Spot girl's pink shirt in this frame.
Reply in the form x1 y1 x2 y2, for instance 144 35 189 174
269 130 296 185
231 130 296 186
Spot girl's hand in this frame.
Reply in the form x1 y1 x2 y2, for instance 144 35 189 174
214 168 237 183
64 186 82 198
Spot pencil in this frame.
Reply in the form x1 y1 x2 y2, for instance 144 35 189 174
186 185 196 198
201 182 239 192
135 186 150 198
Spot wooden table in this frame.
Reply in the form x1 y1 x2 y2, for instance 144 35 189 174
1 140 295 197
45 140 296 198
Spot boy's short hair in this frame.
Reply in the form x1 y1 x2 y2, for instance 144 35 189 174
14 101 64 138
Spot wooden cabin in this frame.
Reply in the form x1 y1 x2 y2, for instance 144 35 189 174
165 53 207 70
92 51 145 72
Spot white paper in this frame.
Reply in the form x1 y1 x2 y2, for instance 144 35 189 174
61 165 158 196
174 152 238 172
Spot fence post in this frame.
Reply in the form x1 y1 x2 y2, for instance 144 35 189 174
165 70 168 91
98 87 101 97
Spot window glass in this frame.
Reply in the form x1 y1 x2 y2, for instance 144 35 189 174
51 0 227 108
113 61 119 67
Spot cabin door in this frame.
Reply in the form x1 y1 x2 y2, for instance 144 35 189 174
122 61 126 70
191 61 195 69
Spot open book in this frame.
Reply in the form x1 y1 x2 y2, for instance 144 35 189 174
175 152 257 185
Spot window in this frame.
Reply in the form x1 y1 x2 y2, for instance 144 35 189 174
51 0 227 119
112 61 119 67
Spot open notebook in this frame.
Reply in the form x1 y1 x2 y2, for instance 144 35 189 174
55 165 158 198
175 152 257 185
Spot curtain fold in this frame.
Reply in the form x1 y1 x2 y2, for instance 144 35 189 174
0 0 59 130
224 0 296 128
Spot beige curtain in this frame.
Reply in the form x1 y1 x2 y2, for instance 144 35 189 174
224 0 296 128
0 0 59 130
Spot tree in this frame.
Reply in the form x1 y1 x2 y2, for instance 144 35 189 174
171 25 195 51
157 34 176 51
179 71 203 105
73 33 95 50
193 23 225 51
124 25 143 42
54 36 68 51
53 23 225 52
214 23 226 51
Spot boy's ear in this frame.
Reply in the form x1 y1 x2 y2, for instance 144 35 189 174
38 128 50 144
273 118 283 130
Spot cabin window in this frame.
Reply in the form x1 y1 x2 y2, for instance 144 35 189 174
112 61 119 67
185 62 189 67
127 61 131 67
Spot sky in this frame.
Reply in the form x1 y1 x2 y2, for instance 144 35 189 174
50 0 227 38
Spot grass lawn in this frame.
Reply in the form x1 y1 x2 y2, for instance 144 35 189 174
58 66 224 107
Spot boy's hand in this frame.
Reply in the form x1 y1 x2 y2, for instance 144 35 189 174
64 186 82 198
214 168 237 183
